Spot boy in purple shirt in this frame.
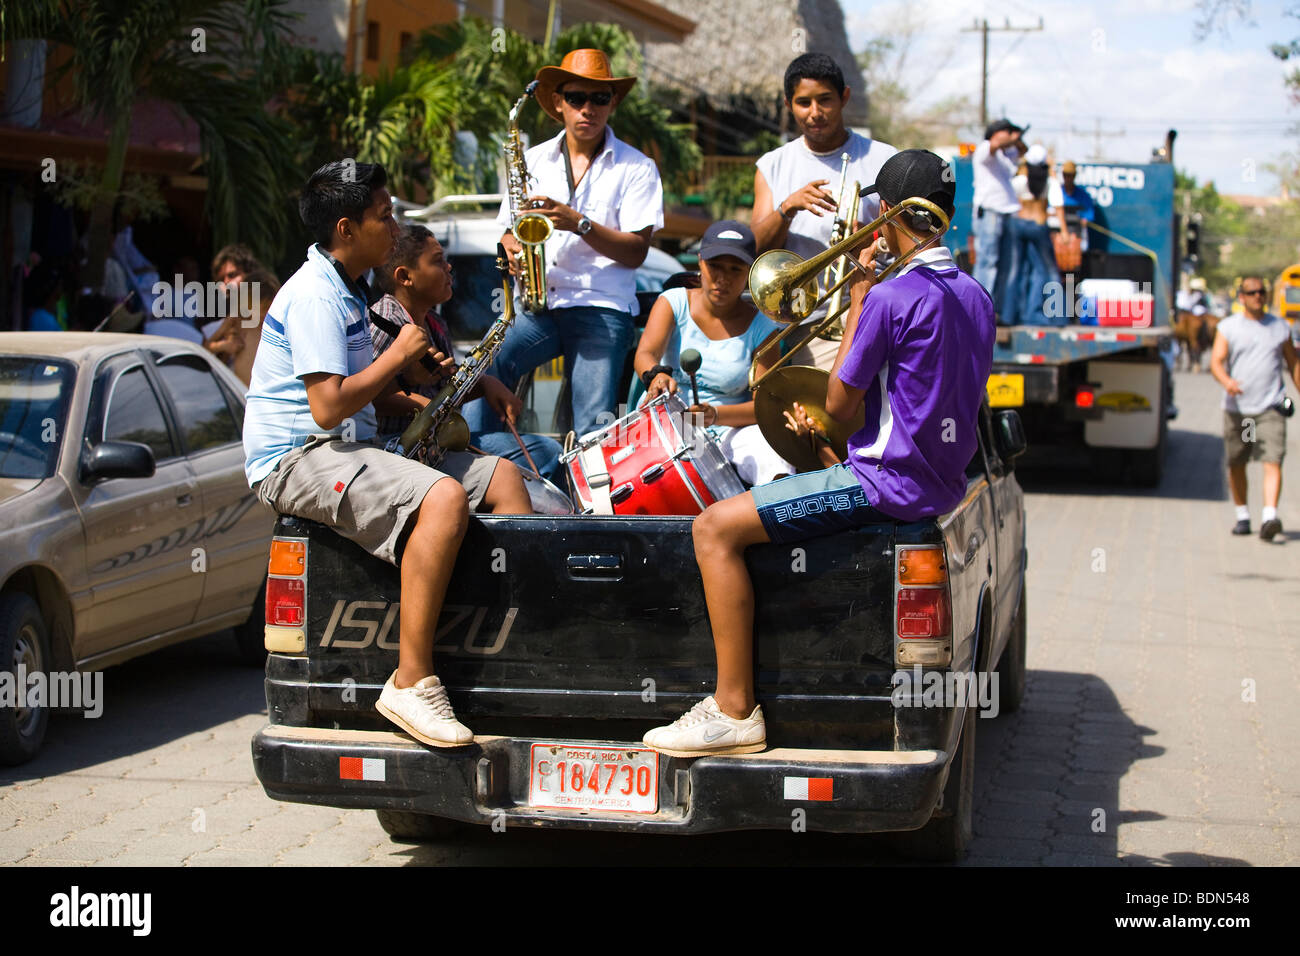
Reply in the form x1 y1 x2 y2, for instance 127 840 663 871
643 149 995 757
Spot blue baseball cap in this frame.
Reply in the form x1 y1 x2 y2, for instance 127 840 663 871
698 220 756 266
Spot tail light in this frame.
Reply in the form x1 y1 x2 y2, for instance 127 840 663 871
264 536 308 653
895 545 952 667
1075 386 1095 409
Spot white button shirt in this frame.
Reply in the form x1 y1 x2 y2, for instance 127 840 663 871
497 127 664 315
972 140 1021 215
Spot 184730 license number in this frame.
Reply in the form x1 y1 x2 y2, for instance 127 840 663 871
528 744 659 814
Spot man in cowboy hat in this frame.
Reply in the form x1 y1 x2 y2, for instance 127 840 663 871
464 48 664 440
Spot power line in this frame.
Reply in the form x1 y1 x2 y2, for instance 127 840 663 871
961 16 1044 129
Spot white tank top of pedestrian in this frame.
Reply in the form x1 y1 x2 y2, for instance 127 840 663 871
1218 311 1291 415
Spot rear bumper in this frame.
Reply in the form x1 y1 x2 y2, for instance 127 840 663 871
252 723 949 835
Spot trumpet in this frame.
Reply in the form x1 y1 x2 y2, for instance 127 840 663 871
818 153 860 342
746 196 950 390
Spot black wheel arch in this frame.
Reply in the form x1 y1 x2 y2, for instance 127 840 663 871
2 566 75 672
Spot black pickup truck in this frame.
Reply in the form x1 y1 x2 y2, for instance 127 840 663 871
251 404 1028 861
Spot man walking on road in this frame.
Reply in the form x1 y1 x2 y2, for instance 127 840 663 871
1210 275 1300 540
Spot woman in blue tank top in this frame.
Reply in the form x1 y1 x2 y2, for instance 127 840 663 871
633 221 795 486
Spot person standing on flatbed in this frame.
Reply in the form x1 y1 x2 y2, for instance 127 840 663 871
243 160 479 749
642 150 995 758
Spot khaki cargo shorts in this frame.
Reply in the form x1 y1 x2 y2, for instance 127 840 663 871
255 436 499 565
1223 408 1286 467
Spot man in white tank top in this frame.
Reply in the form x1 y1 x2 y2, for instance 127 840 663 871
751 53 896 370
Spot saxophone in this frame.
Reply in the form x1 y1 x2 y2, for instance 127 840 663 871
387 246 518 464
505 81 552 314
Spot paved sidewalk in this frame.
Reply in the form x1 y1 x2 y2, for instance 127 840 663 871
967 369 1300 865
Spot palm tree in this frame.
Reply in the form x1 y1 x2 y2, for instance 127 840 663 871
416 17 702 191
11 0 300 287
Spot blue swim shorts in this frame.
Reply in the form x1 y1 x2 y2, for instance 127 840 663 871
750 464 896 544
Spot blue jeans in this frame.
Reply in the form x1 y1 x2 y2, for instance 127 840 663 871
1002 219 1061 326
973 209 1009 300
470 429 564 488
462 305 634 439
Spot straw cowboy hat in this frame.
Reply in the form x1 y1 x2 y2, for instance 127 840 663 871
534 49 637 123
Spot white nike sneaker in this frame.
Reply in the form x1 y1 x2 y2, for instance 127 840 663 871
376 673 473 748
642 697 766 757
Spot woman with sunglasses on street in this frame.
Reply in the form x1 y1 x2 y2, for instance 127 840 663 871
635 220 796 486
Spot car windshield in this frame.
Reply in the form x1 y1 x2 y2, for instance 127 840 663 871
443 255 506 341
0 357 74 479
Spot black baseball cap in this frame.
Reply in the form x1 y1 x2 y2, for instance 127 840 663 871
984 118 1028 141
698 220 757 265
859 149 956 213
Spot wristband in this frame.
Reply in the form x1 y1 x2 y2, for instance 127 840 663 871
640 365 674 389
778 201 795 222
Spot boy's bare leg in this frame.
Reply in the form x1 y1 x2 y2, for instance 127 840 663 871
692 493 773 720
481 459 532 514
395 478 469 688
1228 463 1248 506
1263 462 1282 509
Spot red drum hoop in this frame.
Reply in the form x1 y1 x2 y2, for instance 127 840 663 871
561 393 745 515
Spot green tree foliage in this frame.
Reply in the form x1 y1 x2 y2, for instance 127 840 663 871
279 50 476 200
856 18 976 148
1177 169 1300 293
414 17 701 191
11 0 300 282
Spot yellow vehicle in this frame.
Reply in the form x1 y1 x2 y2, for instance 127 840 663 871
1273 264 1300 334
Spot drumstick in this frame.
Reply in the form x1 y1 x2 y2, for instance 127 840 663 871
680 348 702 407
506 419 542 478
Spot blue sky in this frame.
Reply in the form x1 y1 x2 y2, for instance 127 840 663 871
840 0 1297 196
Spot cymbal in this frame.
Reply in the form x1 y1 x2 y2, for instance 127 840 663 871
754 365 865 472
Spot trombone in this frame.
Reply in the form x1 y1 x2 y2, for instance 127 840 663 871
818 153 860 342
746 196 950 390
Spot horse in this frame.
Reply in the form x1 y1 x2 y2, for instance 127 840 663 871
1173 309 1219 371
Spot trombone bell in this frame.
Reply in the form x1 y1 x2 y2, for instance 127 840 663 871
748 250 820 324
744 196 951 391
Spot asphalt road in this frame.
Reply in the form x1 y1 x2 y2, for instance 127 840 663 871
1 370 1296 866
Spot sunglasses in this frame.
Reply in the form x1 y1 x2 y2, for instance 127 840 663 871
1241 288 1266 296
561 90 613 108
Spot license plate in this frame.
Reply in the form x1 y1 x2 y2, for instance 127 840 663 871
987 373 1024 407
527 743 659 814
533 357 565 382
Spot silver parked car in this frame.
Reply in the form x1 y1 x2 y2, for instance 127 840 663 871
0 332 272 763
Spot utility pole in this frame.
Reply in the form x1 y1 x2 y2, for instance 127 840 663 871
1067 117 1127 161
963 18 1044 130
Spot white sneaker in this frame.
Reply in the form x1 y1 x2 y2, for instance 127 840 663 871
642 697 766 757
376 673 473 748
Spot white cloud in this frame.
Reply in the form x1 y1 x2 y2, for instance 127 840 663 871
841 0 1298 193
